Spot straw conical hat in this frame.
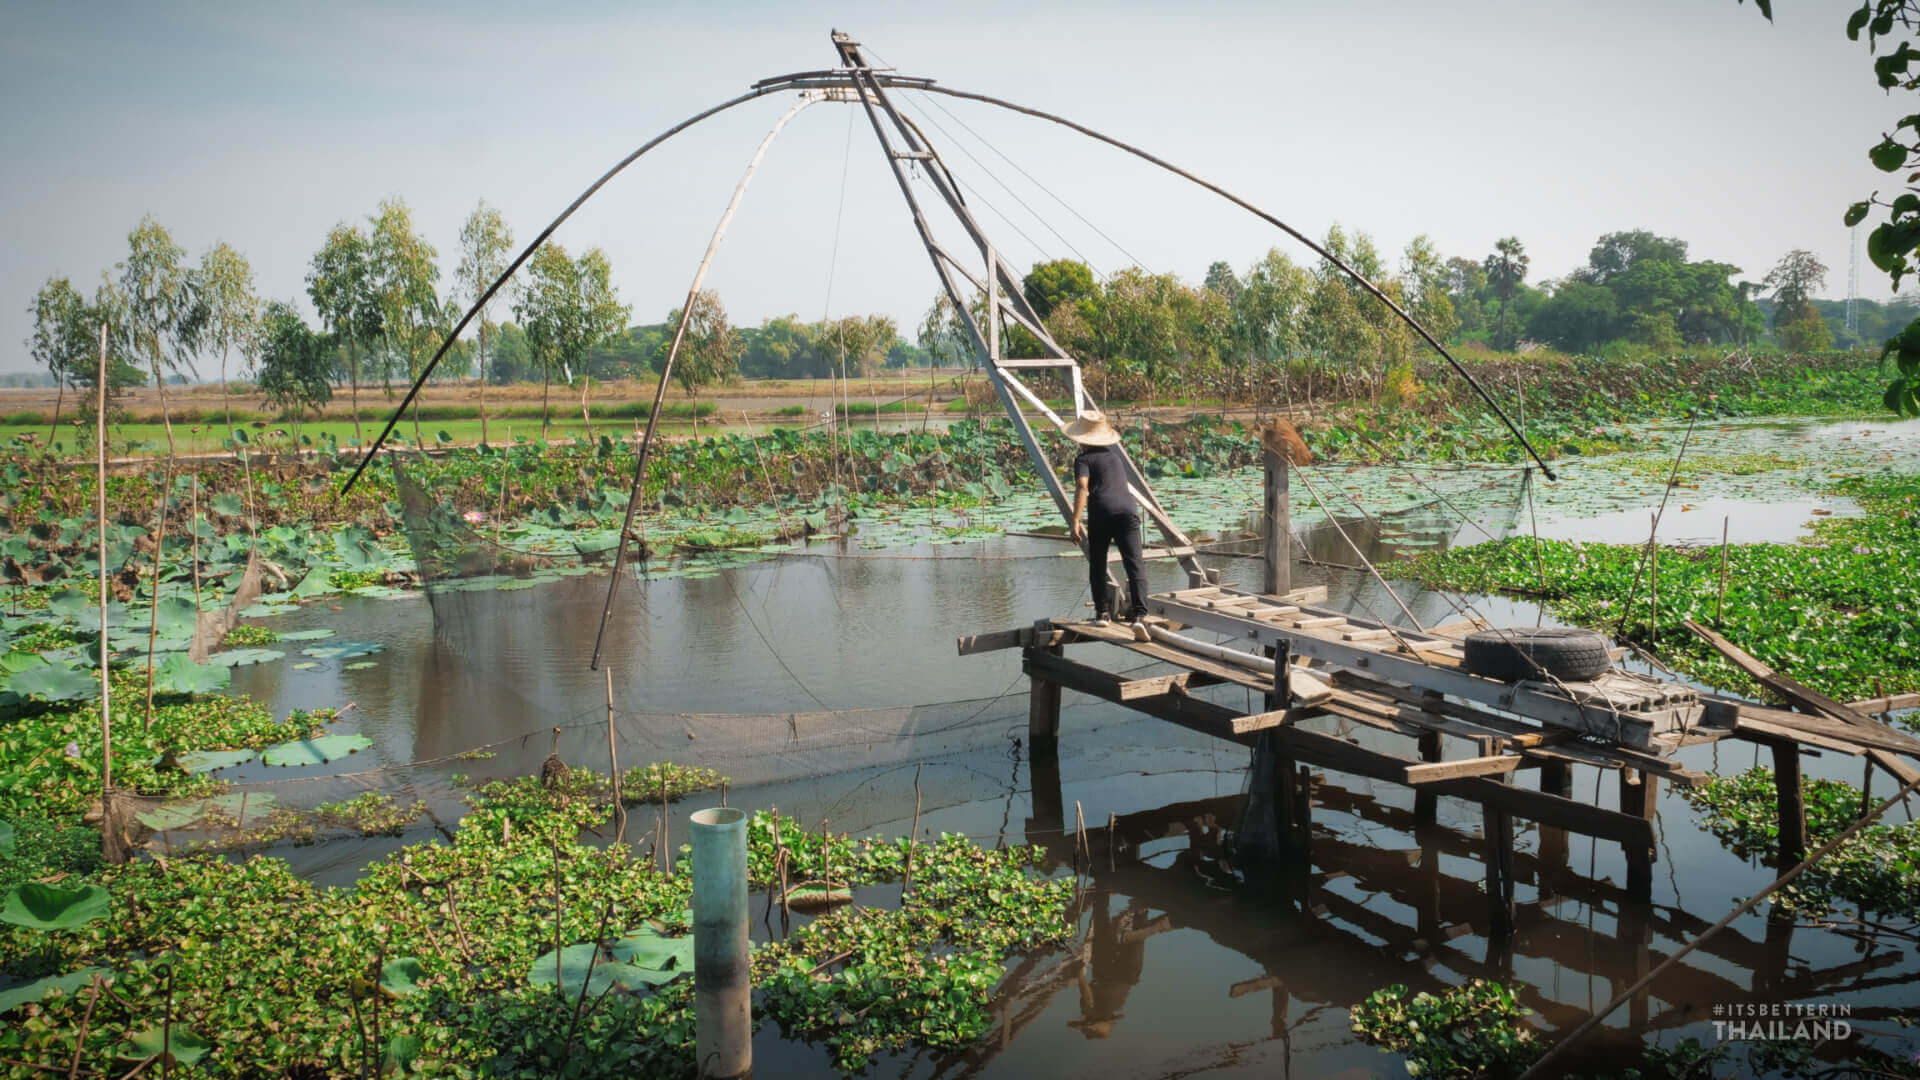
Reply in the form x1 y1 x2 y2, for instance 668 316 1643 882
1064 411 1120 446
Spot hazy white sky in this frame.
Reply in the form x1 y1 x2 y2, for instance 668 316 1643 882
0 0 1898 375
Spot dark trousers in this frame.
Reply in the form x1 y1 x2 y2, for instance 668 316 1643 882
1087 511 1148 619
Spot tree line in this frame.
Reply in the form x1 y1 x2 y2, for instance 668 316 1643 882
26 204 1877 442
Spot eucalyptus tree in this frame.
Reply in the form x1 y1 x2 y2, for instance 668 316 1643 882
455 200 513 443
1400 235 1459 347
116 216 208 456
1483 237 1530 350
28 277 87 444
516 243 631 436
368 198 443 445
659 288 736 435
197 241 258 427
255 301 333 433
1230 249 1312 398
306 223 383 442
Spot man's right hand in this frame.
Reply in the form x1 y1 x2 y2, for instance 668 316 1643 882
1070 520 1085 545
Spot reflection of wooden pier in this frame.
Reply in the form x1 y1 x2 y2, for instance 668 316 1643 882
961 481 1920 927
940 779 1910 1074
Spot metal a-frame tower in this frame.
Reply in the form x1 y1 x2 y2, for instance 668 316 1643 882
829 32 1210 589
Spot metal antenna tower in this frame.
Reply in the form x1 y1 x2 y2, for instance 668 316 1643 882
1847 223 1861 336
828 31 1211 587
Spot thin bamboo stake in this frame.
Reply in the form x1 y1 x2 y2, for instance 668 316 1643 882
604 667 625 844
188 477 200 613
905 763 922 901
143 461 172 731
660 779 670 875
1648 512 1659 643
1716 515 1729 623
95 324 113 807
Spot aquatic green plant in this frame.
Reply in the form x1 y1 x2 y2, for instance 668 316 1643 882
1350 979 1537 1078
1683 766 1920 917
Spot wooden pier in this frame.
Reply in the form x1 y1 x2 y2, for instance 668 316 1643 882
961 569 1920 924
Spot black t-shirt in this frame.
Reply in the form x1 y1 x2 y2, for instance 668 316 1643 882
1074 445 1135 519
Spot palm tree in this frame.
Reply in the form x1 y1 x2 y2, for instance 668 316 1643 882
1483 237 1530 350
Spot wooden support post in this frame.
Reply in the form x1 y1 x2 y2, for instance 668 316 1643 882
1291 763 1313 854
1028 643 1063 743
1618 768 1658 900
1027 736 1064 849
1478 736 1516 933
1772 740 1806 865
1263 449 1289 598
1538 761 1573 869
1413 729 1443 826
1273 750 1300 853
1619 901 1653 1031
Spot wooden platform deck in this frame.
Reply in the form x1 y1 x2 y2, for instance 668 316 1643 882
961 581 1920 915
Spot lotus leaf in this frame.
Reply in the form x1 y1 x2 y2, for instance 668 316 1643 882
208 648 284 667
47 589 91 621
153 653 232 695
292 662 319 670
2 881 110 930
290 567 332 598
8 662 99 701
153 595 199 636
0 819 12 857
240 603 299 618
123 1026 211 1066
209 492 245 517
0 967 111 1014
301 641 383 660
527 943 676 997
261 733 373 766
173 748 257 773
379 956 427 997
274 628 337 641
384 1034 423 1071
609 926 694 972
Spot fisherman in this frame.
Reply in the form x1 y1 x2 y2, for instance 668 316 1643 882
1066 411 1151 642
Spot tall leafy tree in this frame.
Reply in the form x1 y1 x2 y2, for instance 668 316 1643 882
305 224 383 442
197 241 258 428
1763 249 1828 328
1023 259 1097 321
657 288 737 434
1444 257 1489 338
516 243 630 435
27 277 92 445
1483 237 1530 350
368 198 443 445
456 200 513 444
255 301 333 431
116 216 207 455
1401 235 1459 347
918 292 975 372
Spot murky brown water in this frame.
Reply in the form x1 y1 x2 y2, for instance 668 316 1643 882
224 499 1918 1077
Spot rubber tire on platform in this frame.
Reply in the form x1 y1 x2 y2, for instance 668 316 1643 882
1461 627 1612 683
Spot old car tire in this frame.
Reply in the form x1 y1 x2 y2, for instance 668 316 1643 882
1462 627 1612 683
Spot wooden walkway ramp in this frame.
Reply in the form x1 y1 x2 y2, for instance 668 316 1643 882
962 580 1920 919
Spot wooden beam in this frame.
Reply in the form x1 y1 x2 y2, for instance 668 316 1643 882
958 627 1027 656
1684 620 1873 723
1117 672 1191 701
1022 647 1654 846
1406 755 1523 785
1850 692 1920 715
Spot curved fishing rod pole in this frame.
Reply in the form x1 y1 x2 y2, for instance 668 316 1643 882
346 64 1555 498
588 94 823 670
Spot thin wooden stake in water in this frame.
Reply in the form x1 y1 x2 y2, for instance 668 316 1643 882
605 666 625 843
95 323 113 803
1648 512 1658 643
189 476 201 612
1716 516 1730 624
906 763 923 900
144 460 172 731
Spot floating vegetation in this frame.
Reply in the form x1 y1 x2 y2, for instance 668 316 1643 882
1350 980 1537 1079
1683 767 1920 917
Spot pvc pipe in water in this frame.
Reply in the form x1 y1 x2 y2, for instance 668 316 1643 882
692 805 751 1079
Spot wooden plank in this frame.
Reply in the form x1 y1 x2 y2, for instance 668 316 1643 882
957 627 1027 656
1117 672 1190 701
1851 692 1920 715
1683 620 1877 726
1289 615 1348 630
1405 755 1523 784
1230 709 1292 736
1734 716 1866 756
1342 627 1394 642
1427 618 1490 641
1276 585 1330 605
1710 699 1920 756
1055 619 1273 693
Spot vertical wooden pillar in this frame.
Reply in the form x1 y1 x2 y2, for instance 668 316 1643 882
1618 901 1653 1030
1263 450 1289 597
1618 768 1658 900
1537 761 1573 870
1291 763 1313 854
1771 740 1806 865
1477 737 1516 933
1027 731 1064 856
1413 729 1443 826
1028 643 1062 742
